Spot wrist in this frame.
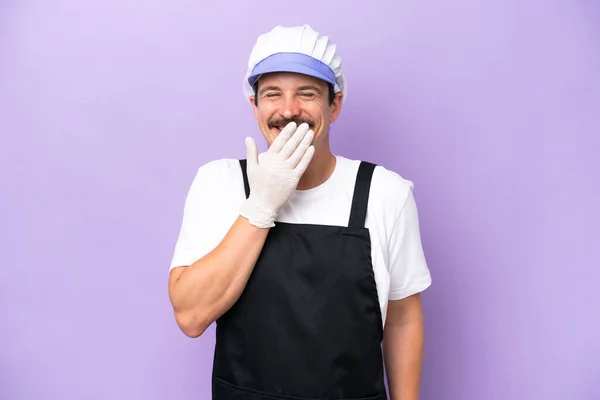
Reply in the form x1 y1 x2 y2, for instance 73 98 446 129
240 195 277 228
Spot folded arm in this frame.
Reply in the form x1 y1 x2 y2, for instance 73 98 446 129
168 216 269 338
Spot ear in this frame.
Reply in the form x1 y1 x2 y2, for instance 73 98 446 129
329 92 344 124
249 95 259 120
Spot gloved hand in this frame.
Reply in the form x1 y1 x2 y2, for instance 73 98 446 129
240 122 315 228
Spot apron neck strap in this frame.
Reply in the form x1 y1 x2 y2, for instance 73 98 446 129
348 161 376 229
239 159 250 199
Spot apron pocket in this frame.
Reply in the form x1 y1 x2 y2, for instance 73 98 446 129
212 377 387 400
213 377 300 399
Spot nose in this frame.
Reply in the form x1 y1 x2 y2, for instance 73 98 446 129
280 95 301 120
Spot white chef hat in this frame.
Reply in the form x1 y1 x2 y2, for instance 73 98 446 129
243 24 346 102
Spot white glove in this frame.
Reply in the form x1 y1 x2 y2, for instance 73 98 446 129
240 122 315 228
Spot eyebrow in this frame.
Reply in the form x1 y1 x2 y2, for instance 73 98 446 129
297 85 323 94
258 86 281 96
258 85 324 96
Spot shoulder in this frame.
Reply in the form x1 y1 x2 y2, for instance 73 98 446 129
371 163 415 204
369 163 417 229
189 158 244 189
338 156 415 213
192 158 243 180
183 158 245 203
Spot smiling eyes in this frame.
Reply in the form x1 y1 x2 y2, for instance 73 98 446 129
263 92 317 99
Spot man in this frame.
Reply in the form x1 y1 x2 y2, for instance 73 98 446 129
168 24 432 400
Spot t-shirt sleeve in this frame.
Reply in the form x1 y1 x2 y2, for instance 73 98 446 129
169 160 236 270
387 187 432 300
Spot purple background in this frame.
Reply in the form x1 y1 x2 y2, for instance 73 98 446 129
1 1 599 399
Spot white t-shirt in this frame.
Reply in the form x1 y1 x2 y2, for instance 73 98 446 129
169 155 432 327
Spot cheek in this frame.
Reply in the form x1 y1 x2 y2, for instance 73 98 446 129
257 108 269 120
314 108 329 128
314 111 331 138
260 106 280 122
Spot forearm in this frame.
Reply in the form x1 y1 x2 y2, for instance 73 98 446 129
383 301 425 400
168 215 269 337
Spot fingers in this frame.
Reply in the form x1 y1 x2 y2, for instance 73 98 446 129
245 137 258 167
294 145 315 174
287 128 314 167
279 123 310 159
267 122 297 154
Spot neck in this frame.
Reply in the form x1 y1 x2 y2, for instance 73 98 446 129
296 145 336 190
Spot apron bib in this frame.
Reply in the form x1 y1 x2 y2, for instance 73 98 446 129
212 159 387 400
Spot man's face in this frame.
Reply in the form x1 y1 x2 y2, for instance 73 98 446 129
249 72 343 148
